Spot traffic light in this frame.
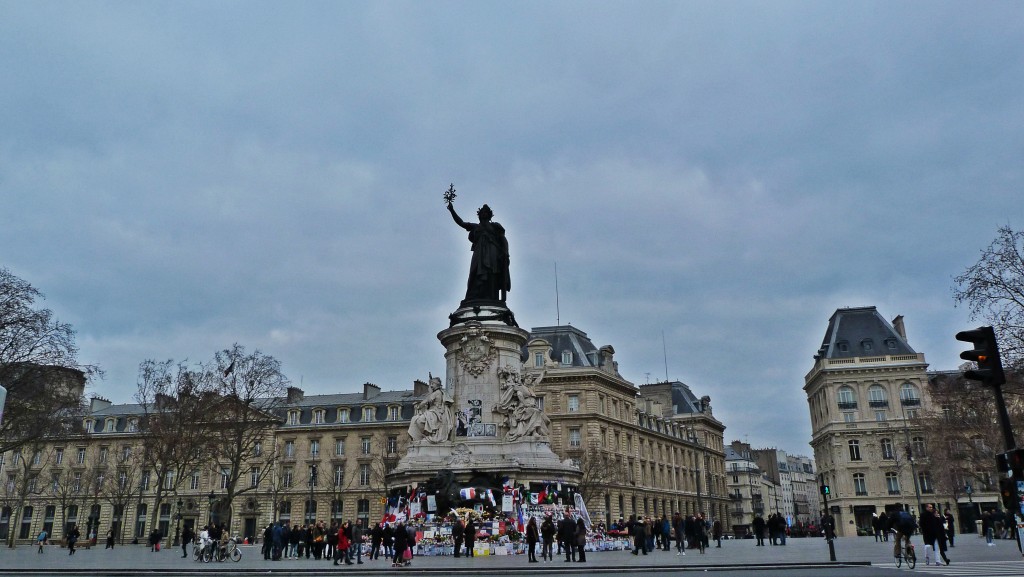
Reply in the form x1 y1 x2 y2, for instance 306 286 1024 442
998 477 1019 512
997 448 1024 473
955 326 1006 386
820 484 830 496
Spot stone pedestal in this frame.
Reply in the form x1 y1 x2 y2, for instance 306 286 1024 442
388 313 577 488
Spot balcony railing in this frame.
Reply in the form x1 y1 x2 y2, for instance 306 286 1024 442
729 493 743 501
869 400 889 408
888 489 901 495
837 401 858 410
900 398 921 407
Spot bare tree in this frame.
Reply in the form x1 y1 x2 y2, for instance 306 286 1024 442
206 344 288 528
3 443 52 547
134 359 213 539
570 440 630 509
953 226 1024 369
919 370 1023 501
0 268 95 456
99 447 144 544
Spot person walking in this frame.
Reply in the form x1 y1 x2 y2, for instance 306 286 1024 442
105 528 115 549
540 514 556 562
525 517 539 562
574 518 587 562
661 515 672 551
349 518 364 564
36 529 48 553
712 519 723 548
369 521 384 560
921 504 950 566
67 524 80 555
334 521 351 566
982 510 994 545
181 525 194 558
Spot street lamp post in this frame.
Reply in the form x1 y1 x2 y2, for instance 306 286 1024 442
308 465 317 525
173 499 183 546
687 428 705 516
207 490 215 527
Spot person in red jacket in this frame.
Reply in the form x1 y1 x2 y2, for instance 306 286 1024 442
334 521 352 565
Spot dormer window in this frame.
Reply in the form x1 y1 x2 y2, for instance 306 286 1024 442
885 338 897 350
388 406 400 421
83 419 95 433
126 419 138 433
861 339 873 352
362 407 375 422
534 352 544 368
313 409 325 425
105 418 116 432
338 409 350 423
288 410 300 425
837 341 849 353
561 351 573 365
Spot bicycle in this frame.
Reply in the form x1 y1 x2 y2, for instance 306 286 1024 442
214 538 242 562
894 540 916 569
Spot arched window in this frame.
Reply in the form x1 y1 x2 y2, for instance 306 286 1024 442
868 385 888 407
899 383 920 406
837 386 857 410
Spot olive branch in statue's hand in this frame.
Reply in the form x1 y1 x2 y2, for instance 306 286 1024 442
443 183 457 205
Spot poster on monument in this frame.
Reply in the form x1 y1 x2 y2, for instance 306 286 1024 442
502 494 513 512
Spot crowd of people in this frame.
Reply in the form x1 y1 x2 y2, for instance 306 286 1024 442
257 518 423 567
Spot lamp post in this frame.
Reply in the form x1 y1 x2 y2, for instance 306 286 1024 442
308 465 317 525
207 490 215 527
173 499 183 546
687 428 705 516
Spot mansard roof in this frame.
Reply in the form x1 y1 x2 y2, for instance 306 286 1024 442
817 306 916 359
527 325 603 367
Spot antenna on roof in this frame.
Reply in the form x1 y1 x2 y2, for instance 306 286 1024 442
554 261 561 326
662 330 669 382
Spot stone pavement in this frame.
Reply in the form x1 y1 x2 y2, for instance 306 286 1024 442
0 534 1020 574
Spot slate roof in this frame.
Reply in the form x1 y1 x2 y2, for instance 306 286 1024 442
526 325 603 367
817 306 916 360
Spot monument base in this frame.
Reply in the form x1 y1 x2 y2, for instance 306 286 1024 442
449 300 518 327
388 437 575 488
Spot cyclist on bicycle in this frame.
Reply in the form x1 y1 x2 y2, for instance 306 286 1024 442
892 509 917 559
198 525 213 558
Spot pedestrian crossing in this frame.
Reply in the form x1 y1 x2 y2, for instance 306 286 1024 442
876 560 1024 576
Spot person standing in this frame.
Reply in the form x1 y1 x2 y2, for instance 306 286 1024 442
712 519 723 548
574 518 587 562
181 525 194 558
262 524 272 560
464 517 476 557
982 510 994 545
559 512 576 561
672 512 686 556
525 517 539 562
752 514 766 546
661 515 672 551
36 529 48 553
391 521 409 567
452 517 465 558
943 510 955 548
540 514 556 562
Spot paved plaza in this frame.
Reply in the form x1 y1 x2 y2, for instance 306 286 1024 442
0 534 1021 575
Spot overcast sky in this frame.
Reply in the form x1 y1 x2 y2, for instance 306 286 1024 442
2 1 1021 457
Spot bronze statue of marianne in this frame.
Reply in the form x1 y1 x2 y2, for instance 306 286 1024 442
447 200 510 303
